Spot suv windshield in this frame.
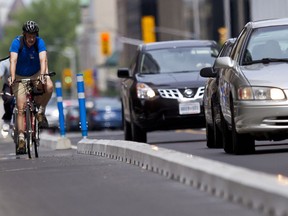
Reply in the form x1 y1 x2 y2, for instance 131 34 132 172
140 46 218 74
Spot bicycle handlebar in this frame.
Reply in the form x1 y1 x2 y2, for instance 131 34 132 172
12 71 56 96
45 71 56 77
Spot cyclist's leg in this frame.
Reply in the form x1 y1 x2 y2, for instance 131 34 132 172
2 83 14 122
34 72 53 128
12 76 27 153
34 72 53 109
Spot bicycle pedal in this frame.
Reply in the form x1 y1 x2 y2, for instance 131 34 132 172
16 148 27 155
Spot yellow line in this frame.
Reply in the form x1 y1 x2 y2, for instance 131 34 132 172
175 129 206 135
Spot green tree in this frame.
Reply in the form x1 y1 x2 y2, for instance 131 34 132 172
0 0 80 82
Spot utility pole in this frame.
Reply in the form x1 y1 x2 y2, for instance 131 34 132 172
192 0 201 39
223 0 231 39
0 2 4 40
236 0 245 34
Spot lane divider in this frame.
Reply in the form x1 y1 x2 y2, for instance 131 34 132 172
77 138 288 216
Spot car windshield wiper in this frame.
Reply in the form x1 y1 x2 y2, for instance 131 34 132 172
140 71 159 74
243 58 288 65
172 70 198 73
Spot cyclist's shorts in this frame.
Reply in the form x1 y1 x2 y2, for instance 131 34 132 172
12 71 41 99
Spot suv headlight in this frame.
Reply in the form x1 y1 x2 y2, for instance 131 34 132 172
137 83 156 99
238 86 286 100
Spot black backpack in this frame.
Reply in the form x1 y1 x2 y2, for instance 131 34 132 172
18 35 39 54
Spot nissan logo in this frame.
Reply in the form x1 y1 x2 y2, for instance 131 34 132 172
184 89 194 97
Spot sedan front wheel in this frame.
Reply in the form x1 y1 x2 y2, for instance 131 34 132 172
230 100 255 155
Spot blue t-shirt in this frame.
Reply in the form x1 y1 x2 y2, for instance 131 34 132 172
9 36 47 76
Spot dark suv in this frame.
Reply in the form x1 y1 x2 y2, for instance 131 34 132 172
118 40 219 143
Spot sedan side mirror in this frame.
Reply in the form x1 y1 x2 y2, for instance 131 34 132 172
214 56 235 69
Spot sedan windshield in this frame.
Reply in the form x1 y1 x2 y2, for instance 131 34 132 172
243 25 288 65
140 47 218 74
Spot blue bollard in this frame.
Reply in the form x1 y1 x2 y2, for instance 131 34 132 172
76 73 88 138
55 81 66 136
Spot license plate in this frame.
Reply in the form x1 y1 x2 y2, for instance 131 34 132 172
179 102 200 115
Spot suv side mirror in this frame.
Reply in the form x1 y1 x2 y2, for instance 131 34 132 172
200 67 216 78
117 68 131 78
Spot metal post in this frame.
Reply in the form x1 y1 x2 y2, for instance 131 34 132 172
223 0 231 38
55 81 66 137
193 0 201 39
76 73 88 138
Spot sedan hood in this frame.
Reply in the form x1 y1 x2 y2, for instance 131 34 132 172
241 63 288 88
137 72 206 88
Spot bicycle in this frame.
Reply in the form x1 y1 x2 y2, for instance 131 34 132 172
11 72 56 159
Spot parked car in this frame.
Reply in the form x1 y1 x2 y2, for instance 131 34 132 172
64 99 79 131
45 97 78 131
45 97 93 132
200 38 236 148
205 18 288 154
45 94 59 131
118 40 219 143
64 98 94 132
88 97 122 130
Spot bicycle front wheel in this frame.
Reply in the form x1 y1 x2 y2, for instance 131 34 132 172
26 108 33 159
33 114 39 158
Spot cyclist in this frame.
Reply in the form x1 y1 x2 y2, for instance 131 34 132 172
0 58 14 131
9 20 53 154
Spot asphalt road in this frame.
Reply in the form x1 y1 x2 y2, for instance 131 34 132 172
0 134 262 216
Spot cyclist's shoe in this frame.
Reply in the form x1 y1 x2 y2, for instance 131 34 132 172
17 138 26 155
2 121 10 132
36 113 49 129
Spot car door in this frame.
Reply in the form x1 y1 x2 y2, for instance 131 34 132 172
218 26 250 126
121 50 140 122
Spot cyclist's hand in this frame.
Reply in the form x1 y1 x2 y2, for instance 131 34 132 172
8 76 14 86
39 74 47 84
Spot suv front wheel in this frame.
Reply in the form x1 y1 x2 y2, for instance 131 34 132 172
130 111 147 143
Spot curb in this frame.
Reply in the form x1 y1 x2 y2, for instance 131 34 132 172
77 138 288 216
40 132 72 150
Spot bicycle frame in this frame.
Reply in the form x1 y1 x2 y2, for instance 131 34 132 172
13 79 41 158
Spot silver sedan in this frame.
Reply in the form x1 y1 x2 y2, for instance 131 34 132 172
214 18 288 154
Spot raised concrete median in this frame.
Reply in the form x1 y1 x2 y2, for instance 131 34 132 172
77 138 288 216
40 132 72 150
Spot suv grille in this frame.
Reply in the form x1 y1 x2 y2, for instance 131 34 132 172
158 87 204 99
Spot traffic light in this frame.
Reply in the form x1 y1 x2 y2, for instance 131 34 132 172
101 32 111 56
218 27 228 45
83 68 94 87
62 68 72 89
141 16 156 43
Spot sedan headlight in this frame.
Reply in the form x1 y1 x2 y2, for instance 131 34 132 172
137 83 156 99
238 86 286 100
